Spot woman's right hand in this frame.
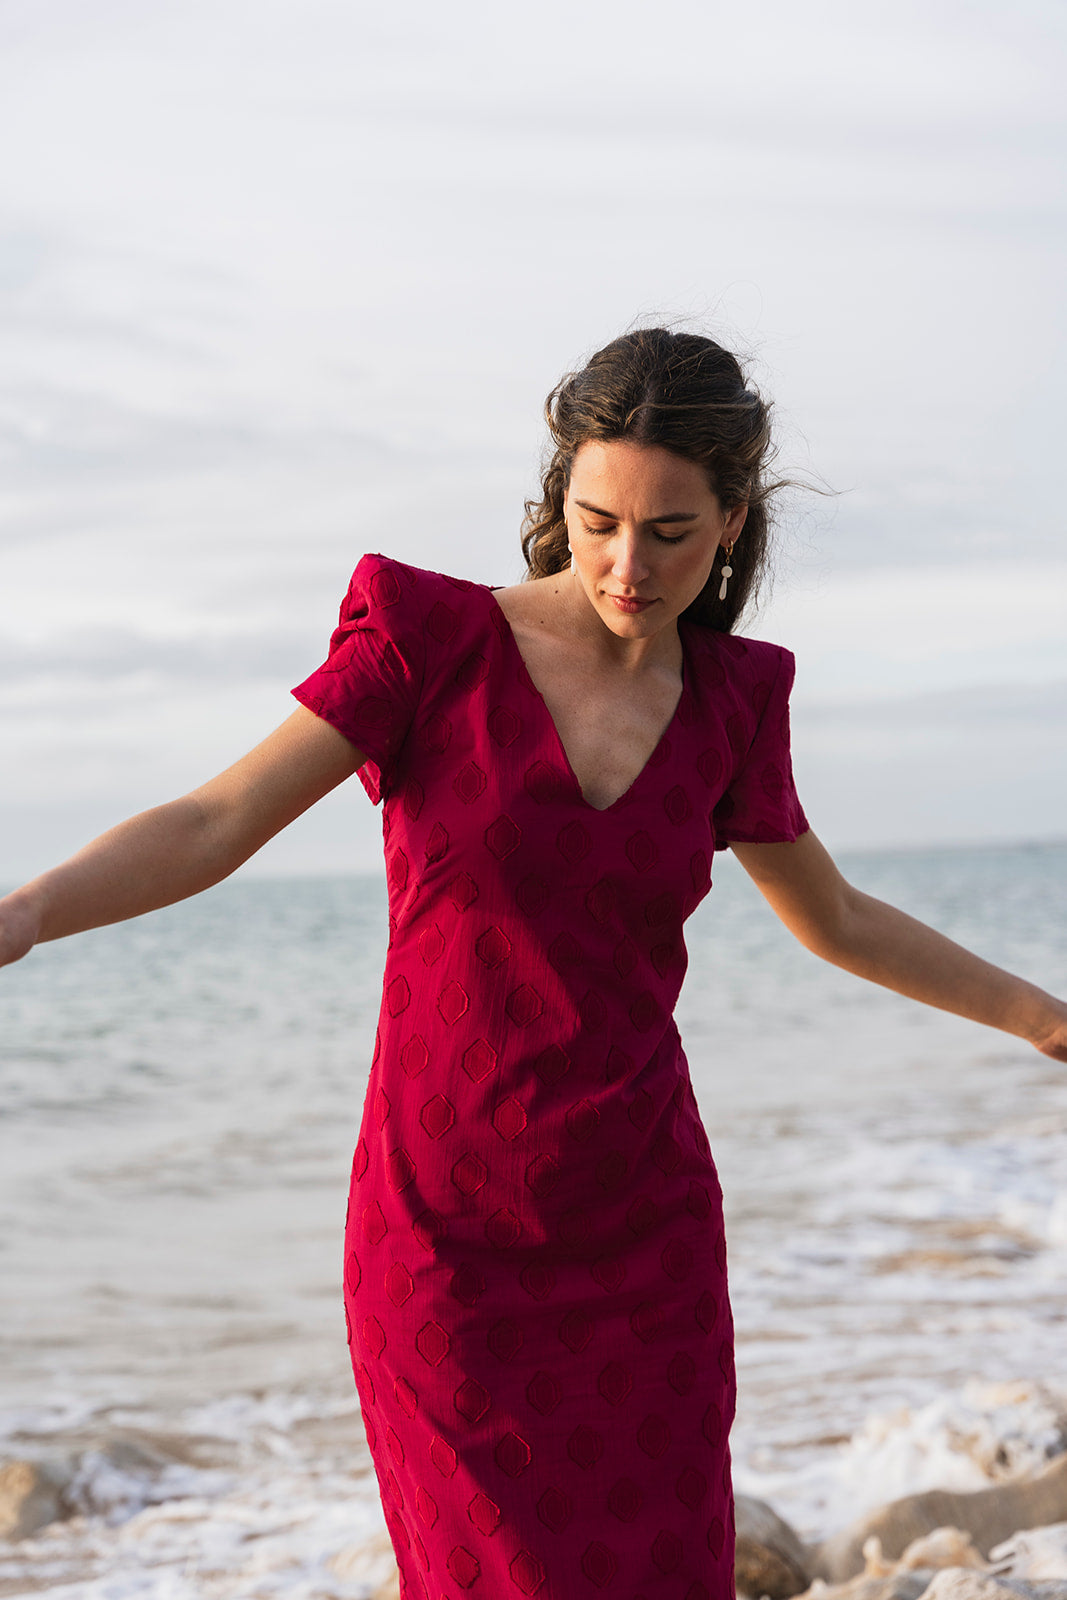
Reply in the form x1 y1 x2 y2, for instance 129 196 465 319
1032 1009 1067 1064
0 889 41 968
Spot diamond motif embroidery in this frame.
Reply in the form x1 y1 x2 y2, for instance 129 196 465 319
311 561 802 1596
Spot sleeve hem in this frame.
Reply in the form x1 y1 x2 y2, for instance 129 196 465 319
713 819 810 851
289 686 385 805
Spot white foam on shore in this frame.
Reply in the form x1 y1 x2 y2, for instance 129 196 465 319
0 1394 388 1599
734 1378 1067 1538
2 1379 1065 1596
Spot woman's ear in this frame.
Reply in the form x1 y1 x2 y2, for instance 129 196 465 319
722 502 748 545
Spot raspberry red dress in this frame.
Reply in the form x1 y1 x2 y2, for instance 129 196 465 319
293 555 808 1600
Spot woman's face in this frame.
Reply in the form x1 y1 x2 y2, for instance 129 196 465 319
562 439 746 641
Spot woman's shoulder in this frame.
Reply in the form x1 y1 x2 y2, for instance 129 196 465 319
345 551 487 608
685 622 796 687
682 628 802 793
339 553 503 648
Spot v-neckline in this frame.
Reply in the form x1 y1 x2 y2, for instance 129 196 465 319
485 586 690 814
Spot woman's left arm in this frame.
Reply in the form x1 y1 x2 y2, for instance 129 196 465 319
730 831 1067 1062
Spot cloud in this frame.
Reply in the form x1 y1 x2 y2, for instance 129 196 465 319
756 564 1067 698
0 624 313 700
0 0 1063 864
0 380 410 509
792 678 1067 850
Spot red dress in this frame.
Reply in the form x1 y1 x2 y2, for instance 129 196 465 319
293 555 808 1600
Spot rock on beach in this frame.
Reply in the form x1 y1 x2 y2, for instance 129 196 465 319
736 1492 815 1599
0 1457 75 1541
812 1455 1067 1583
736 1453 1067 1600
922 1575 1067 1600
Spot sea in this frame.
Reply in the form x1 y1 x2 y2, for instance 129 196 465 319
2 841 1066 1598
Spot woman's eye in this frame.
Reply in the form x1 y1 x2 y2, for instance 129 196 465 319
580 522 684 544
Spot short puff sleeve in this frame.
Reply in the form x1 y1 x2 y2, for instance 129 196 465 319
712 644 809 849
291 554 425 805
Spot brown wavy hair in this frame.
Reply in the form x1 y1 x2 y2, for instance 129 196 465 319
521 327 784 631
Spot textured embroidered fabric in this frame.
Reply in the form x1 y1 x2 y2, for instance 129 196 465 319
292 554 808 1600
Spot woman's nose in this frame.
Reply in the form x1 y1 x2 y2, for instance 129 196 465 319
611 530 649 586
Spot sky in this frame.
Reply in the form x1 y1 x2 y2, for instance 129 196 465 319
1 0 1065 878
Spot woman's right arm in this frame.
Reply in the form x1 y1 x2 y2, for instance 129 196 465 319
0 706 365 968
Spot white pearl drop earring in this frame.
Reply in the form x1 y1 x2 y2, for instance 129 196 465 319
718 541 734 602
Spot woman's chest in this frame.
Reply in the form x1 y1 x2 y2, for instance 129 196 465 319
380 638 725 935
522 652 683 813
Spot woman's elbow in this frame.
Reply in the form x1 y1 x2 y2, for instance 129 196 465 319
792 880 867 966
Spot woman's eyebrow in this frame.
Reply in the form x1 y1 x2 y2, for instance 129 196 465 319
573 499 700 523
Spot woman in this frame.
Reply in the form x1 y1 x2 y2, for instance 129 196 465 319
2 328 1064 1600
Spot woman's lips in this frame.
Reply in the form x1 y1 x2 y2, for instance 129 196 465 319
609 595 655 614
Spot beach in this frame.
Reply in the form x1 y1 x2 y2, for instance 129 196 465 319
2 842 1066 1596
